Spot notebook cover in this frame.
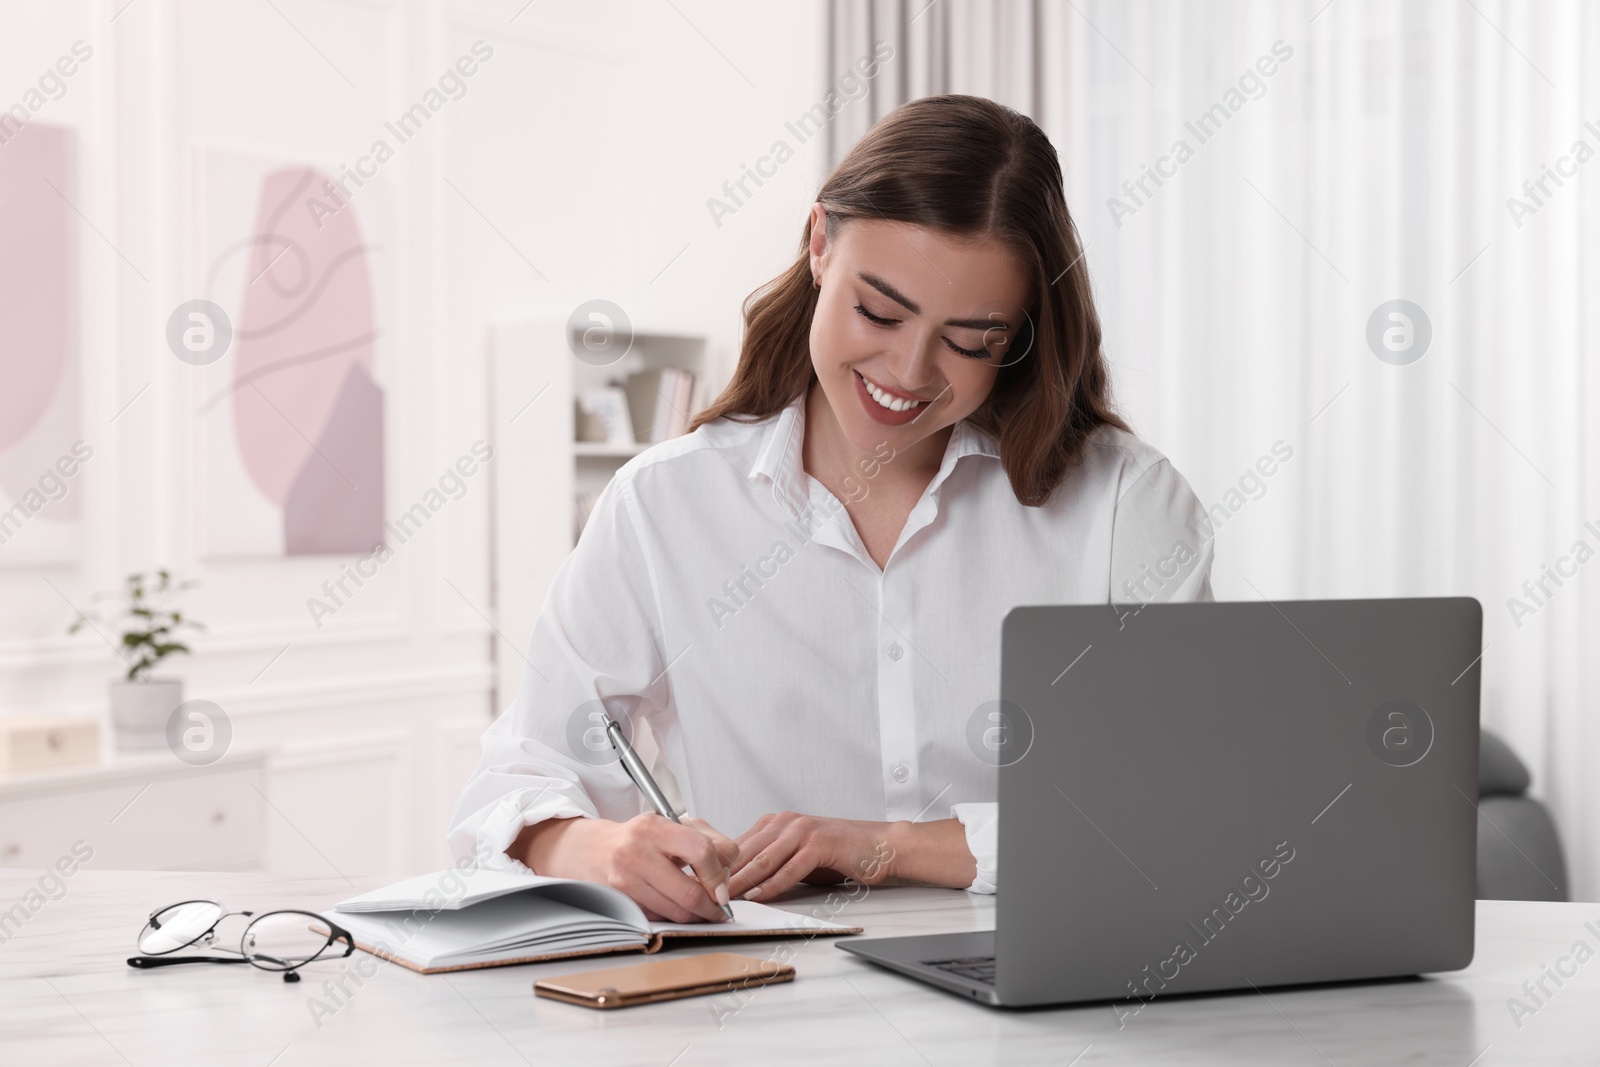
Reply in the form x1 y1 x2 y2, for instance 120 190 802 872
343 922 863 975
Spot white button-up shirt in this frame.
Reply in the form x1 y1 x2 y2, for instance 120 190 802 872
447 390 1214 893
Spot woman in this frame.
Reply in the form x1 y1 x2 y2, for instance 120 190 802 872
447 94 1213 924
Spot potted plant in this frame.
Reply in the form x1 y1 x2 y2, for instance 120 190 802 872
68 569 204 750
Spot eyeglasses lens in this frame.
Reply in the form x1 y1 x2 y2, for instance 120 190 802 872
138 902 223 955
242 912 335 970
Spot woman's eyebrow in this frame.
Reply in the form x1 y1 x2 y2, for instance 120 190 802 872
856 271 1012 331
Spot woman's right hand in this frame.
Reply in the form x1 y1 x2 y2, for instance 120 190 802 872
511 813 740 924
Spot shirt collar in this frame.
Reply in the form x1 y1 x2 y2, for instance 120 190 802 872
749 388 1001 517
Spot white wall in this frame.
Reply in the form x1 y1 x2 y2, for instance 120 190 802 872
0 0 828 874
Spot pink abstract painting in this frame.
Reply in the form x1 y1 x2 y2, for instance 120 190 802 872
0 125 67 452
0 121 82 558
226 165 385 555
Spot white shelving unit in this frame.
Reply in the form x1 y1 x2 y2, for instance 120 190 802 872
486 320 719 715
571 329 712 539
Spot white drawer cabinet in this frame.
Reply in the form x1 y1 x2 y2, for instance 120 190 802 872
0 695 492 877
0 750 267 872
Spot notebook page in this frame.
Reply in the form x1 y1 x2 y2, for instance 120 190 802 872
333 869 651 933
334 868 574 912
647 899 860 935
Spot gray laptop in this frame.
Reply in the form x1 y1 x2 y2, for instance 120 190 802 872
838 597 1482 1008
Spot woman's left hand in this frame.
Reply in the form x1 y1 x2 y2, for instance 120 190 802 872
727 812 897 902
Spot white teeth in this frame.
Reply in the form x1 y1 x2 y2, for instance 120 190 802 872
859 372 926 413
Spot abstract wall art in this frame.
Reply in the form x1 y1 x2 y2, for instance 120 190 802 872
0 121 84 565
193 149 390 558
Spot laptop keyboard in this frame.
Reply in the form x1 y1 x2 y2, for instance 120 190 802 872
923 955 996 985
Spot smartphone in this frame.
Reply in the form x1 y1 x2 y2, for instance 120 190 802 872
533 952 794 1009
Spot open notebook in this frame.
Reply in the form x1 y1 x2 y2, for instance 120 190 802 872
319 869 863 974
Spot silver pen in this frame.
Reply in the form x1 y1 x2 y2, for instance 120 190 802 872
603 715 735 921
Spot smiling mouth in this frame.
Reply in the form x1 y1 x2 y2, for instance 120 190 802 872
855 370 932 413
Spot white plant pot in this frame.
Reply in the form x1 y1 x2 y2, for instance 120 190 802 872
108 677 184 750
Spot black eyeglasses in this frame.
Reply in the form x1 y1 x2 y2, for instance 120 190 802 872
126 900 355 983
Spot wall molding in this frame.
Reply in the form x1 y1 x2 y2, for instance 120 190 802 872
201 663 493 716
269 726 411 771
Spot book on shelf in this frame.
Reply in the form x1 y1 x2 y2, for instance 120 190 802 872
621 367 698 445
317 867 861 975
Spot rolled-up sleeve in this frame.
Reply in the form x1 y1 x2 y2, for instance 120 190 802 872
445 471 672 873
950 801 998 894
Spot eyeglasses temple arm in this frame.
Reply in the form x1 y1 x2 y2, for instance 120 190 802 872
126 955 253 969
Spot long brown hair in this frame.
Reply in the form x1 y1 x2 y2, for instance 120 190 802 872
687 93 1127 507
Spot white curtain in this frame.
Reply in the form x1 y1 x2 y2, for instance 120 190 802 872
826 0 1046 162
829 0 1600 900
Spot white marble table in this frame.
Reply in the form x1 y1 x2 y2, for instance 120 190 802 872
1 869 1596 1065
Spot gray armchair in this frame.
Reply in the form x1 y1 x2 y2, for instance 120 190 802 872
1477 729 1568 901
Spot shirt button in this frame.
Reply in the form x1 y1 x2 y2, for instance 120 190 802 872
891 763 910 783
886 643 903 661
